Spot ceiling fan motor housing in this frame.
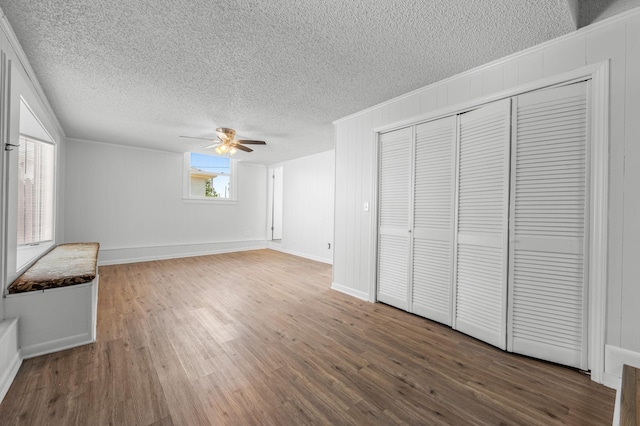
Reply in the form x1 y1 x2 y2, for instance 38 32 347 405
216 127 236 141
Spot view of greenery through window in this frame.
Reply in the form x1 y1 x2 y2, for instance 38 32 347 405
189 153 231 198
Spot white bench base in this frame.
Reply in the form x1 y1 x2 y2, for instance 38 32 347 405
4 275 99 359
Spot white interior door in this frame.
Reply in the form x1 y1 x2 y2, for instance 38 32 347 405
377 127 412 310
411 116 456 325
271 166 283 240
507 81 589 369
454 98 511 349
0 48 10 305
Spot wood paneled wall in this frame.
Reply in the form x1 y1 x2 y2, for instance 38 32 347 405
333 9 640 370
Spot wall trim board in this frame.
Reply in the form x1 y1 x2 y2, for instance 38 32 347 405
67 136 182 156
588 60 610 385
0 8 64 138
331 283 369 301
266 240 282 249
333 6 640 126
268 246 332 265
604 371 622 391
20 333 94 360
605 344 640 423
267 148 335 169
367 61 609 384
605 345 640 384
0 318 21 404
97 240 268 266
372 63 604 135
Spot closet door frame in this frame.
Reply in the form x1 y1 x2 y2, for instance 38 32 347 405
370 60 609 384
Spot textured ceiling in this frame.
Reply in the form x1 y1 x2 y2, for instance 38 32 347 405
0 1 637 164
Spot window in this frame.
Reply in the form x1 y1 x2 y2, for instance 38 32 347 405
17 135 54 245
183 152 236 202
14 99 57 270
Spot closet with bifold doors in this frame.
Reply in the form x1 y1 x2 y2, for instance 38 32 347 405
376 80 590 370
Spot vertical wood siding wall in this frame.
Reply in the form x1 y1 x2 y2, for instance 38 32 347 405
333 11 640 356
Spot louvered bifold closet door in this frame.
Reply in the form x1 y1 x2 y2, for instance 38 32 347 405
378 127 413 310
508 82 589 370
411 116 456 325
454 99 511 350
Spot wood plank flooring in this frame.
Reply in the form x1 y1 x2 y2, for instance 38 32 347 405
0 249 615 425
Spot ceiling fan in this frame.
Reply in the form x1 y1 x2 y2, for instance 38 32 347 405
180 127 266 155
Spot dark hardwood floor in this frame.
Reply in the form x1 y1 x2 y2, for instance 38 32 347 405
0 249 615 425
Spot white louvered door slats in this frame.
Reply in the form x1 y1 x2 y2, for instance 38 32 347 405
508 82 589 369
378 127 412 310
454 98 511 350
411 116 456 325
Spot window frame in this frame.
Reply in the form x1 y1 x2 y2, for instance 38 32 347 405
182 152 238 204
15 100 57 271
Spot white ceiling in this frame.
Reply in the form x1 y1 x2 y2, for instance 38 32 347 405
0 0 637 164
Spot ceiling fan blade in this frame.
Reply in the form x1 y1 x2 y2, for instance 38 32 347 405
204 144 217 149
234 144 253 153
179 135 216 141
236 140 266 145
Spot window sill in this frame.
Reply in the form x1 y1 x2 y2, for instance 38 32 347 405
17 241 55 272
182 197 238 205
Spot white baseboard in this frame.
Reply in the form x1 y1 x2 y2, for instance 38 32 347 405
266 240 282 249
605 344 640 384
0 318 22 404
268 246 333 265
604 344 640 425
20 333 95 359
331 283 369 301
97 240 268 265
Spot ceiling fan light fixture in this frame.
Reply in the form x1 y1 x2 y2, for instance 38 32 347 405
180 127 265 156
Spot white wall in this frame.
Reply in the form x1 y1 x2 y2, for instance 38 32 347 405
268 150 334 264
333 8 640 383
1 14 66 400
64 139 268 264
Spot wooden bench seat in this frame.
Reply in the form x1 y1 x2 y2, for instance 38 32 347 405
8 242 99 294
4 242 100 358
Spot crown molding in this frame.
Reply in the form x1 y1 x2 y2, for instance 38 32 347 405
334 5 640 125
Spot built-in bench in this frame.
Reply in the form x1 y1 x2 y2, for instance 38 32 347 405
4 242 100 358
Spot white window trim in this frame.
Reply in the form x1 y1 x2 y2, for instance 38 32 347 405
182 152 238 204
